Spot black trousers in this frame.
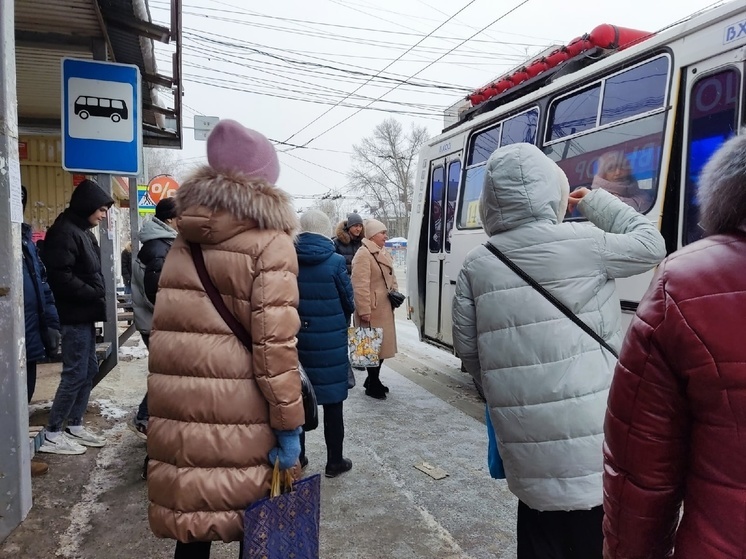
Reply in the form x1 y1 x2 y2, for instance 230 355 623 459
27 360 38 403
365 358 384 379
517 500 604 559
299 401 345 466
174 540 244 559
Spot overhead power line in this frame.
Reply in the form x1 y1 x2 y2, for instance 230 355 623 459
295 0 533 148
282 0 481 143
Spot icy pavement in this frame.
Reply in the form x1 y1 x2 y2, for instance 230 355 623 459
3 324 518 559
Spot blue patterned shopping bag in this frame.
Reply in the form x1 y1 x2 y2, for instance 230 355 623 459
243 464 321 559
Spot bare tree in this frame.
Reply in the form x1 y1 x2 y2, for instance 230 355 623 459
145 148 182 182
347 118 429 238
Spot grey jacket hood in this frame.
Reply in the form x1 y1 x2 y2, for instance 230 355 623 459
480 143 569 235
139 216 177 244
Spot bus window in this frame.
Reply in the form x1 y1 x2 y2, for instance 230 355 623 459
429 166 445 253
445 161 460 252
601 56 669 125
547 85 601 141
501 108 539 146
467 125 500 166
459 126 499 230
545 112 665 217
683 68 741 245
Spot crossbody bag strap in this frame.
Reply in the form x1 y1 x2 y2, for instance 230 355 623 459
189 242 253 353
365 245 391 290
483 242 619 359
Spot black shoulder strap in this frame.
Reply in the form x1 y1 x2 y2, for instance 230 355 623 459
189 242 253 353
365 245 390 290
482 242 619 359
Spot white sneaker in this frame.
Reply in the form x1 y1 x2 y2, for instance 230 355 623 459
65 427 106 448
39 433 87 455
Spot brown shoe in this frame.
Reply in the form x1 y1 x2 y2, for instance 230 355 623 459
31 459 49 477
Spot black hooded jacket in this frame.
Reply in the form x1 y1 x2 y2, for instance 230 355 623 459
332 219 363 275
44 180 114 325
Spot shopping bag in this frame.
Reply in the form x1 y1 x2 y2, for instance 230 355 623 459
347 326 383 368
486 406 506 479
244 461 321 559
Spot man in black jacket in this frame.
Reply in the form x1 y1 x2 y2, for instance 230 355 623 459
39 179 114 455
129 198 178 441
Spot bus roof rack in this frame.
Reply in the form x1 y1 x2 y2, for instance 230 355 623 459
451 24 653 130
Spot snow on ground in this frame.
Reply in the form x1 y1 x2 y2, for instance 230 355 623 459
91 399 129 420
118 337 149 361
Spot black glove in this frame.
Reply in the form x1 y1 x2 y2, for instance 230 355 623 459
43 328 62 359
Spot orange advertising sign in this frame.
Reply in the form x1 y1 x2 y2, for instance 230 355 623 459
147 175 179 204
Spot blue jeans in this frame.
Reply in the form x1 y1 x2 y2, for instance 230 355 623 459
47 323 98 432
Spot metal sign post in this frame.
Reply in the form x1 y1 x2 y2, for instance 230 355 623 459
0 0 32 542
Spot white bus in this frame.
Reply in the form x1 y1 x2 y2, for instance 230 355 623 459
407 1 746 382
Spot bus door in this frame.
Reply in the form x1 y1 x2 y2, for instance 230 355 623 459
423 158 461 342
681 53 743 246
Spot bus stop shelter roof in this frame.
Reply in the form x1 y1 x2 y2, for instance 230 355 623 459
14 0 182 148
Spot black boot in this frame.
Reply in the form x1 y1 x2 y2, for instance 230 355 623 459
325 458 353 478
363 377 390 393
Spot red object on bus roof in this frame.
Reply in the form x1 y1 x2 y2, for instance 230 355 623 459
466 23 653 107
589 24 651 50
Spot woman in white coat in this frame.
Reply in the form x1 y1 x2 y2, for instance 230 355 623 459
452 143 666 559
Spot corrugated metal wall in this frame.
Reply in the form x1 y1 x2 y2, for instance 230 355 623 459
19 136 78 233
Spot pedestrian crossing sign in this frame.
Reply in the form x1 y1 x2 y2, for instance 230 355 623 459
137 184 155 214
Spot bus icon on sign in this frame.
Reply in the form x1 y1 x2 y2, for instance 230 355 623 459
74 96 128 122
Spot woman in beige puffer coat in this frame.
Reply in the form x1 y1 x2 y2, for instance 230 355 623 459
147 120 305 559
351 219 398 399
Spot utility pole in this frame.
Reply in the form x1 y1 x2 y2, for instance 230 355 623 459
0 0 33 542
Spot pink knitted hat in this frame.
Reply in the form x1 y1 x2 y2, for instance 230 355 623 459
206 120 280 184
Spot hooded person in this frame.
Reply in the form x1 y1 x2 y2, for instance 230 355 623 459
451 143 666 559
350 218 399 399
146 119 305 559
20 185 60 477
128 197 179 447
294 209 355 478
602 133 746 559
39 179 114 456
333 212 364 275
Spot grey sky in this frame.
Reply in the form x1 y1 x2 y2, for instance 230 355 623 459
147 0 722 202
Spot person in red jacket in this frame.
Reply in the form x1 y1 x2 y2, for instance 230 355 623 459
603 133 746 558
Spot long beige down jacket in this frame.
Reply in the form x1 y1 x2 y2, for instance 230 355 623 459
351 238 398 359
146 166 305 543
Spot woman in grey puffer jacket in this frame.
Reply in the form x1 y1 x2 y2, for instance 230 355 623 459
452 143 666 559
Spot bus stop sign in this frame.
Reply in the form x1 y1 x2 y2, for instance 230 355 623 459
61 58 142 175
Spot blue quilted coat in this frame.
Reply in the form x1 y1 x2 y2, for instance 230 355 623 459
295 232 355 405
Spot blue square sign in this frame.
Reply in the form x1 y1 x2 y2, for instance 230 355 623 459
61 58 142 175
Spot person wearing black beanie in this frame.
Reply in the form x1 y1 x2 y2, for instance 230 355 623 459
39 179 114 456
128 197 179 465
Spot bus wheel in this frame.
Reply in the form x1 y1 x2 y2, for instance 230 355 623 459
111 114 121 123
79 111 89 119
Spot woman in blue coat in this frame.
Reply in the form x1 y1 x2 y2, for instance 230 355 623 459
295 209 355 478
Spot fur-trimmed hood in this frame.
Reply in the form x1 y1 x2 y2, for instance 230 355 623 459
334 220 363 245
175 165 299 245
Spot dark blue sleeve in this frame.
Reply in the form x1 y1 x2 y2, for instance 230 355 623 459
42 280 60 331
333 256 355 318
